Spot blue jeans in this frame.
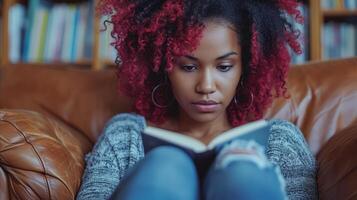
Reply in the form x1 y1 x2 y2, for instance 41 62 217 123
111 145 286 200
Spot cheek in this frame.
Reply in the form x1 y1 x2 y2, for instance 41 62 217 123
220 72 241 99
221 81 238 97
168 73 192 101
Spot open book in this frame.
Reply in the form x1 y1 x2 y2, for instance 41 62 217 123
142 119 271 172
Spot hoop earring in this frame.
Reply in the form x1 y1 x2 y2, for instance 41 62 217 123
234 91 254 110
151 83 174 108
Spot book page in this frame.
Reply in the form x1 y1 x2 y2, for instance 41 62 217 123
144 126 208 153
207 120 268 149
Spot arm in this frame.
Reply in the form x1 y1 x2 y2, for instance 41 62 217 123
76 114 145 200
266 119 318 200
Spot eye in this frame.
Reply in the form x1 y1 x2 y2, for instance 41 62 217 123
217 65 233 72
181 65 198 72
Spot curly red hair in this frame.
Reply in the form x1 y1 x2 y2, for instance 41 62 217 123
97 0 303 126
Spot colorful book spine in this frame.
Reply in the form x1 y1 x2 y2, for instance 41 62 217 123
37 4 50 62
322 0 357 9
23 0 39 62
323 22 357 59
70 5 80 62
8 4 26 63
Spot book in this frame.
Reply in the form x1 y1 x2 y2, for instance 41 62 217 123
8 4 26 63
23 0 40 62
142 119 271 175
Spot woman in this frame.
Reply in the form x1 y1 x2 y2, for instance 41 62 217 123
77 0 317 199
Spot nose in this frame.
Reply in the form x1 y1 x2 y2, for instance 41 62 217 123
195 68 216 94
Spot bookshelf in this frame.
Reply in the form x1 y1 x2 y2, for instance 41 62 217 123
0 0 356 70
323 9 357 17
0 0 11 67
313 0 357 60
0 0 106 70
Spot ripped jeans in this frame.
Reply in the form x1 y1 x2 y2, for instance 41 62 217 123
111 141 287 200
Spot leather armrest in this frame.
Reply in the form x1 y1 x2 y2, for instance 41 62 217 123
317 123 357 200
0 109 92 199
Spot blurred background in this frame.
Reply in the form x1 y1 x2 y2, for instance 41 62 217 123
0 0 356 70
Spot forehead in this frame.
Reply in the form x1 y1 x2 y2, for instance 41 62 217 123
190 21 240 59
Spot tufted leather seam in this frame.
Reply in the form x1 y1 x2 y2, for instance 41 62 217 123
8 176 21 200
2 112 81 198
1 161 68 182
6 170 41 200
0 118 52 200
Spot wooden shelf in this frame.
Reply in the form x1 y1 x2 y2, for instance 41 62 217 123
103 60 116 66
5 61 93 68
323 9 357 17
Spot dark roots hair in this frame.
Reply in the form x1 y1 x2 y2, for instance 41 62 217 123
97 0 303 126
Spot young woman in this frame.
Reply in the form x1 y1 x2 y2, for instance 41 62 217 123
77 0 317 199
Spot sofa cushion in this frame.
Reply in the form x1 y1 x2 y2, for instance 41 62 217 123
265 58 357 154
317 123 357 200
0 109 92 199
0 64 132 142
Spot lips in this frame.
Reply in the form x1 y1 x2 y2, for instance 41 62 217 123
192 100 221 112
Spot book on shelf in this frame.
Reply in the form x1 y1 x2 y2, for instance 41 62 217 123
0 16 1 41
8 4 25 63
142 119 271 171
322 0 357 9
61 4 77 62
323 22 357 59
8 0 94 63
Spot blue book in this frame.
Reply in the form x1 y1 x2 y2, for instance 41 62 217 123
23 0 40 62
70 5 80 62
83 0 94 59
9 4 26 63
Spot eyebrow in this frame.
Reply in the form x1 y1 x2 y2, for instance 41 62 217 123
184 52 239 61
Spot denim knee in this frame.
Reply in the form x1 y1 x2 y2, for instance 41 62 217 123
144 146 198 192
204 140 287 200
113 146 199 200
147 146 195 168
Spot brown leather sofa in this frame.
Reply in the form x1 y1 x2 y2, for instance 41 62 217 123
0 58 356 199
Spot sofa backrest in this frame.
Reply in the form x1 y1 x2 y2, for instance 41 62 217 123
265 58 357 154
1 58 356 154
0 64 131 143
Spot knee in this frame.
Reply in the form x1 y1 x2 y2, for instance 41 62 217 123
224 161 284 187
142 146 199 199
147 146 195 170
205 161 286 200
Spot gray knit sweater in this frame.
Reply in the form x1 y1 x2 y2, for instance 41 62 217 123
76 113 318 199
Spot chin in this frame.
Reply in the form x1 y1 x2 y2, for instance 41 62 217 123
187 112 222 123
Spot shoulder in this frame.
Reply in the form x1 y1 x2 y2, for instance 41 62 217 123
101 113 146 139
267 119 307 146
105 113 146 131
86 113 146 165
266 119 316 167
92 113 146 153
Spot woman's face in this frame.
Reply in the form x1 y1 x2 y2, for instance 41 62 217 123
168 20 242 124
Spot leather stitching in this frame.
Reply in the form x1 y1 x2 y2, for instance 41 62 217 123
1 118 52 200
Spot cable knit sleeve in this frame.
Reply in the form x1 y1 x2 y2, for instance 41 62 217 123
76 113 146 200
266 119 318 200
